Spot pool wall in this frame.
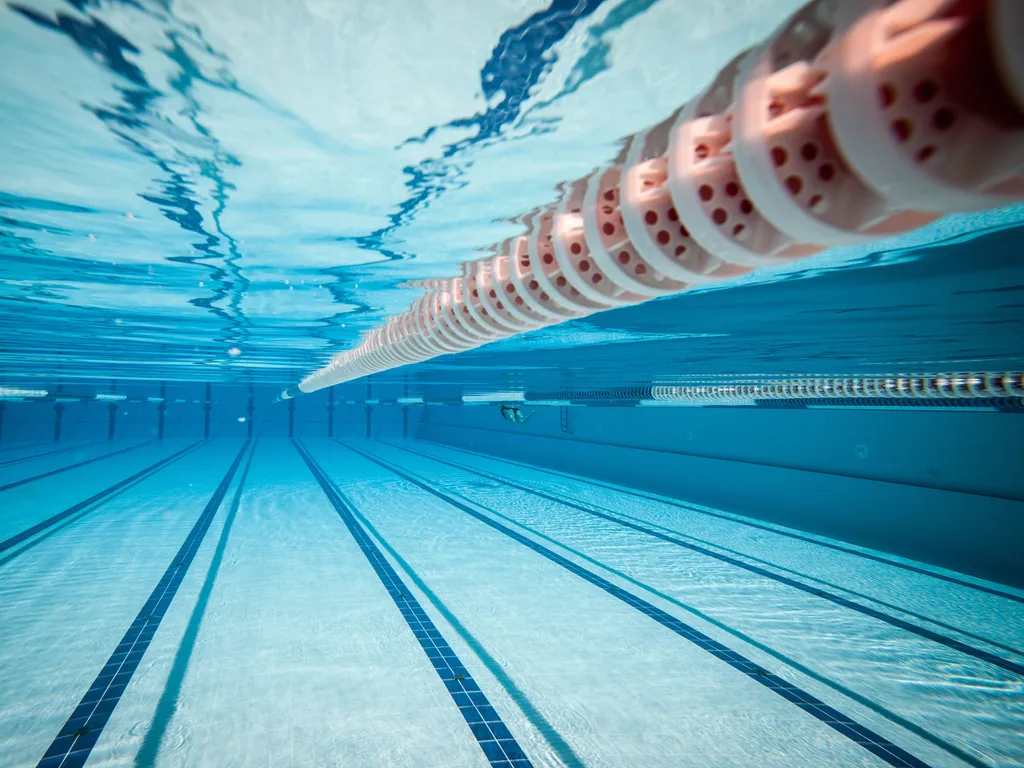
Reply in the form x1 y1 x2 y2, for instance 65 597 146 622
0 382 424 441
3 383 1020 588
417 404 1024 589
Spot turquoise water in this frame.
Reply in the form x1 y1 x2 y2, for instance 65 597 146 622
0 438 1022 768
2 1 1024 767
1 0 1022 390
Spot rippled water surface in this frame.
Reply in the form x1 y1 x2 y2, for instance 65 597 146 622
1 0 1022 393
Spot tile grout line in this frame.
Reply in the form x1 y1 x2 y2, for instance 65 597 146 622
374 443 991 768
0 441 105 468
0 441 205 556
294 439 536 768
34 440 250 768
133 439 259 768
343 440 935 768
424 438 1024 604
388 440 1020 659
385 440 1024 677
0 440 156 493
334 480 589 768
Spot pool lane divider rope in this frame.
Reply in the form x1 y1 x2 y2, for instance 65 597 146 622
0 441 204 557
340 441 934 768
385 440 1024 678
0 441 104 469
429 439 1024 605
293 439 535 768
34 441 250 768
0 440 156 493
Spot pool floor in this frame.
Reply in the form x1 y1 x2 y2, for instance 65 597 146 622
0 439 1021 767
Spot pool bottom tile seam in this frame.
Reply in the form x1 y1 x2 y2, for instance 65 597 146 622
384 440 1024 678
0 440 156 493
0 441 205 557
34 440 251 768
423 438 1024 605
342 440 934 768
293 439 535 768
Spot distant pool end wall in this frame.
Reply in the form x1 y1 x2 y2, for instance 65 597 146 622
293 0 1024 394
415 400 1024 589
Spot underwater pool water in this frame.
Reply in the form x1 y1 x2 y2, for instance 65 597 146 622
2 1 1024 767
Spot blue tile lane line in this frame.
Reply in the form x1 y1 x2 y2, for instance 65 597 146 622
34 441 250 768
432 439 1024 605
0 442 204 556
386 441 1024 678
0 440 156 493
342 441 935 768
132 439 259 768
294 440 535 768
0 441 104 468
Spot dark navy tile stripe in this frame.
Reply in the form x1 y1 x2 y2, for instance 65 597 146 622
35 441 250 768
0 441 104 468
0 441 155 493
432 439 1024 605
133 439 258 768
294 440 534 768
393 447 1024 663
0 442 203 556
387 441 1024 678
342 441 934 768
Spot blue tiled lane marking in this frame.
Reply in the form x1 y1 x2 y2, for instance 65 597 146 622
294 440 535 768
0 440 155 493
343 441 934 768
0 442 203 556
434 438 1024 605
0 441 104 468
34 441 250 768
388 441 1024 678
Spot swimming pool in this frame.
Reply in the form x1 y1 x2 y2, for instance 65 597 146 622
2 0 1024 766
0 435 1021 768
